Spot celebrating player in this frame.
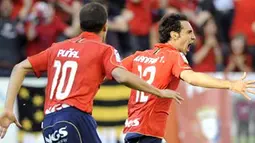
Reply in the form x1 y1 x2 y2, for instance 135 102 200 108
0 2 183 143
122 13 255 143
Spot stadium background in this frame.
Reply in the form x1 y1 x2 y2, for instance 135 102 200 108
0 0 255 143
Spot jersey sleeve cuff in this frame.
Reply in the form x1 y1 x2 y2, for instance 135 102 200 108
27 57 41 78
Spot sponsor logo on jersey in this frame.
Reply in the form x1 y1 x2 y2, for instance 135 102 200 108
45 126 68 143
125 118 140 128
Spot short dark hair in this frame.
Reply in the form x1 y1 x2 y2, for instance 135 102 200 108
79 2 108 33
158 13 188 43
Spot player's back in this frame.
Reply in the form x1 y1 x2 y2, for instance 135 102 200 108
123 43 191 137
40 33 119 115
125 49 178 117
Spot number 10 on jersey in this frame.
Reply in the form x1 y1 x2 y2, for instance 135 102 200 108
136 65 156 103
50 60 78 100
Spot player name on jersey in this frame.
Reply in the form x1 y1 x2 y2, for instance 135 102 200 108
133 55 165 64
57 48 80 58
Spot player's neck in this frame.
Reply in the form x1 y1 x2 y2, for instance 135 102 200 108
98 31 106 42
167 41 179 51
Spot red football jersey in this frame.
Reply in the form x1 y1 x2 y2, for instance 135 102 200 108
122 43 191 138
28 32 122 114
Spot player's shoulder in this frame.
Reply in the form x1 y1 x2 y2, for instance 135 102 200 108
48 39 70 49
84 39 113 50
160 48 182 59
163 48 180 55
133 50 151 57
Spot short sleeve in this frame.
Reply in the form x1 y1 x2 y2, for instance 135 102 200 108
27 48 49 78
122 54 135 72
103 47 123 80
172 52 192 78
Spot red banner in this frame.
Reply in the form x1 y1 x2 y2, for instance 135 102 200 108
165 81 232 143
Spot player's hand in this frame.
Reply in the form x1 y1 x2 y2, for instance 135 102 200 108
159 89 184 104
0 110 22 139
229 72 255 100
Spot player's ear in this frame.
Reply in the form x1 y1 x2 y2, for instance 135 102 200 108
170 31 179 41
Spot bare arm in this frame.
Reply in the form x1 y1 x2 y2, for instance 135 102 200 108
4 60 33 111
180 70 255 100
112 67 162 96
27 22 37 41
180 70 231 89
19 0 33 20
214 46 223 65
63 1 82 37
224 61 236 72
111 67 183 103
193 44 212 64
0 59 32 138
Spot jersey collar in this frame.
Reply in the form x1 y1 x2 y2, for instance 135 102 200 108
154 43 178 51
80 32 102 42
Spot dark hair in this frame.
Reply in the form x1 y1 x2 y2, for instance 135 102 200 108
79 2 108 33
158 13 188 43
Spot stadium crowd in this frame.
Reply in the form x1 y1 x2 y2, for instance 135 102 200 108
0 0 255 76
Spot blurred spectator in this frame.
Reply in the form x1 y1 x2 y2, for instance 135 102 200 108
230 0 255 70
127 0 159 52
93 0 133 57
235 99 251 143
224 34 253 72
0 0 26 72
25 1 80 56
11 0 33 21
198 0 234 44
192 17 223 72
168 0 198 27
53 0 82 25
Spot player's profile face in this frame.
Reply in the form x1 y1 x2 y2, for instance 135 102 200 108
178 21 196 55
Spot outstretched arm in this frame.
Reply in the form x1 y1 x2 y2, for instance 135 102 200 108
180 70 255 100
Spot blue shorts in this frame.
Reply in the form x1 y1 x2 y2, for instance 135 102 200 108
124 133 162 143
42 107 101 143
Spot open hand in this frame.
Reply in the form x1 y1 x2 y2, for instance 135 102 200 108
159 89 184 104
0 110 22 139
230 72 255 100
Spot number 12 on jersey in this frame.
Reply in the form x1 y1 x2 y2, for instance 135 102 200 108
136 65 156 103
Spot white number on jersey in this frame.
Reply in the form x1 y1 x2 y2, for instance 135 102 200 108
50 60 78 100
136 65 156 103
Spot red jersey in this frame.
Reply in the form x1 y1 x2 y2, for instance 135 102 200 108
27 32 122 114
122 43 191 138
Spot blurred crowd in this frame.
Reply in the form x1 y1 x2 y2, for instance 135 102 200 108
0 0 255 76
